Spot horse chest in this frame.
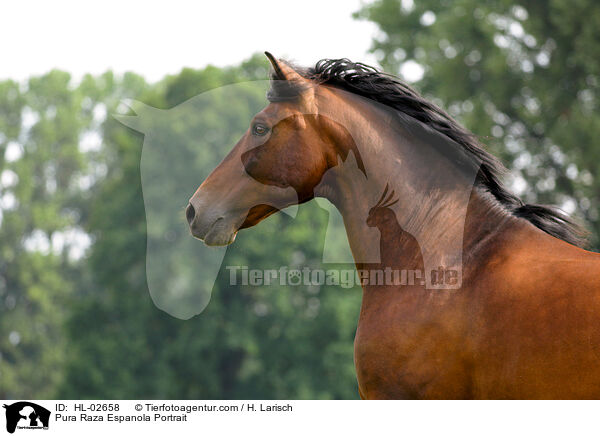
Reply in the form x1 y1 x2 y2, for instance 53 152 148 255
353 292 471 399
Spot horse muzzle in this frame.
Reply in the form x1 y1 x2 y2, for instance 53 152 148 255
186 202 241 246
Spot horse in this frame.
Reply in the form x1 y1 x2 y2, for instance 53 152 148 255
186 52 600 399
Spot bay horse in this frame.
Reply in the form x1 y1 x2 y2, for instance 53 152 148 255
186 52 600 399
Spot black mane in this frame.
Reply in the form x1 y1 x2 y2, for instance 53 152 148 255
268 58 587 247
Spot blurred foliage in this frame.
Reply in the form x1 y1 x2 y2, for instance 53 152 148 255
1 0 599 399
0 71 94 398
356 0 600 248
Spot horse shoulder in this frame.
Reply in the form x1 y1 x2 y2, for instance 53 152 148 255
466 229 600 398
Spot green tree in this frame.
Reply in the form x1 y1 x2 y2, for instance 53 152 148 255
355 0 600 248
0 71 97 398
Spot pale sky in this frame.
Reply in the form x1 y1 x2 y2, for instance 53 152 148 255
1 0 382 82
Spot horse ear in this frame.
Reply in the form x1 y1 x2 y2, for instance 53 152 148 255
264 52 306 83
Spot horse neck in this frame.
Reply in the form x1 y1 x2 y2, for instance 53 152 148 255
317 90 517 290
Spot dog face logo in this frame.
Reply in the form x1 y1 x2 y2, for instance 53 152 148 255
2 402 50 434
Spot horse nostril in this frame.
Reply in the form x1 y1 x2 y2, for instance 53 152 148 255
186 203 196 226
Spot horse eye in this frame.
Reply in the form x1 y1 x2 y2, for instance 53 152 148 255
252 123 269 136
